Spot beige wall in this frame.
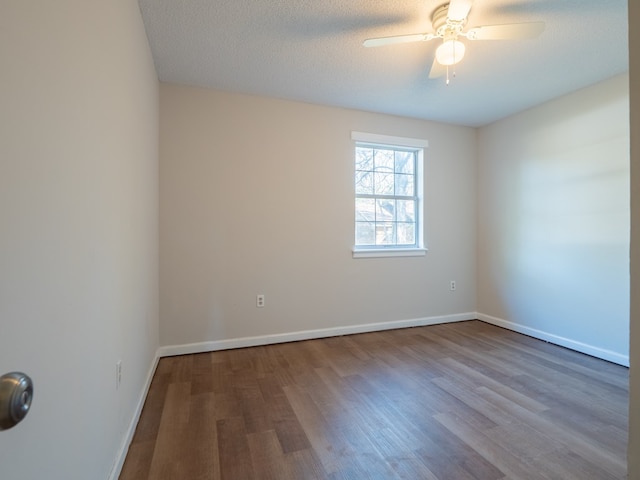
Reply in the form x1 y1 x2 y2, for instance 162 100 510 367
477 75 630 364
159 85 477 348
628 2 639 477
0 1 159 479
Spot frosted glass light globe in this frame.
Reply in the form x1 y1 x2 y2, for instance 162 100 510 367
435 40 466 66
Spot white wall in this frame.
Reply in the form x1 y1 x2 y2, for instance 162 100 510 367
477 74 630 364
159 85 477 349
0 1 159 479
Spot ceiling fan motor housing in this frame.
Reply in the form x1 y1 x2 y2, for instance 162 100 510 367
432 3 467 40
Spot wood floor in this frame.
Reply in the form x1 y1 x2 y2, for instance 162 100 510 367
119 321 628 480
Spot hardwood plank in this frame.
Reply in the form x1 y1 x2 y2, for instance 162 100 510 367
434 412 552 480
267 392 312 453
284 448 328 480
439 356 550 415
247 430 296 480
412 415 506 480
183 392 220 480
120 321 628 480
363 427 441 480
217 416 255 479
484 422 562 460
237 382 272 434
282 383 351 475
530 448 620 480
129 368 171 443
146 382 192 479
474 386 626 477
167 355 193 383
211 391 243 420
191 352 215 395
119 440 156 480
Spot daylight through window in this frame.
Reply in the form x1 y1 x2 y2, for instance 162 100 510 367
352 132 427 257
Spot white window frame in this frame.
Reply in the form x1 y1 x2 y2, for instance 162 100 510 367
351 131 428 259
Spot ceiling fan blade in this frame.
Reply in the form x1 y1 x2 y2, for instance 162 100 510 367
428 58 446 79
466 21 545 40
363 33 433 47
447 0 473 21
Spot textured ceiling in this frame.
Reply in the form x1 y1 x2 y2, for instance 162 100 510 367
138 0 629 127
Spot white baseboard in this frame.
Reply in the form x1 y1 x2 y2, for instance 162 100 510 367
108 313 473 478
477 313 629 367
109 351 160 480
157 312 476 358
108 311 626 478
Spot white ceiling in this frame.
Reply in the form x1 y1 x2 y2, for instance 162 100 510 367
137 0 629 127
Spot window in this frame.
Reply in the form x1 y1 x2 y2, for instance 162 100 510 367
352 132 428 258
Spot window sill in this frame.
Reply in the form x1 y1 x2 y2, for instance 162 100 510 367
352 248 428 259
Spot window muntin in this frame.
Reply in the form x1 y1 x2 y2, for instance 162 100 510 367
355 144 419 248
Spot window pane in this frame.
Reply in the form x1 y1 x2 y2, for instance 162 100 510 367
355 171 373 194
397 223 415 245
374 172 394 195
395 174 414 196
355 198 375 222
376 223 395 245
375 199 395 222
354 141 422 250
374 149 394 172
395 151 414 174
356 147 373 171
355 222 375 245
396 199 415 222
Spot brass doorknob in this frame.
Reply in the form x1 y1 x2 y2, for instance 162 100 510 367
0 372 33 431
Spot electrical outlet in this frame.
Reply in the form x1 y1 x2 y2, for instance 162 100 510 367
116 360 122 390
256 294 265 308
450 280 456 291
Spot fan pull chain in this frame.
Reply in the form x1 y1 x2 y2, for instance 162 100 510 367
445 66 457 86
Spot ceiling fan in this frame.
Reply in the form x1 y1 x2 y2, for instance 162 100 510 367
363 0 545 82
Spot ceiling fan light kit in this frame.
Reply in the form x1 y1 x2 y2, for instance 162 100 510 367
363 0 545 83
435 39 466 66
